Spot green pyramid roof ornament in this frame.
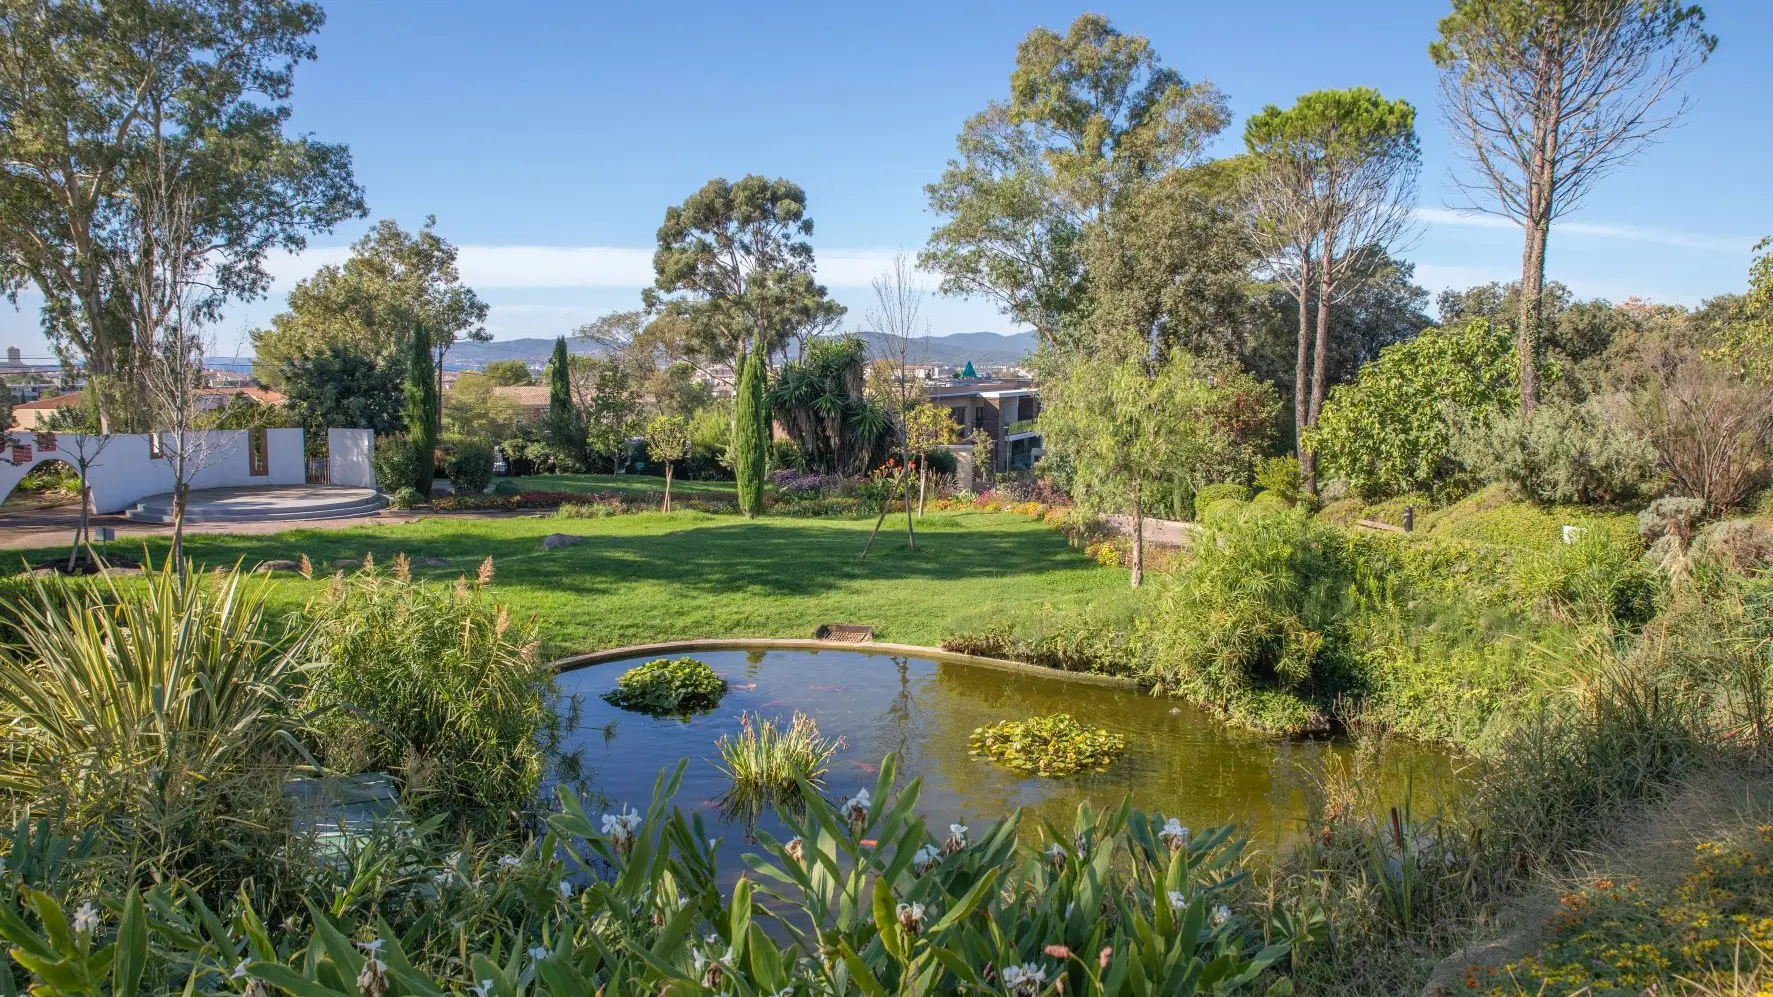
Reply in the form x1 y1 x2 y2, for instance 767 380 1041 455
961 361 977 378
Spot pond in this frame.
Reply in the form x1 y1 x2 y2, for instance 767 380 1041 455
557 646 1460 865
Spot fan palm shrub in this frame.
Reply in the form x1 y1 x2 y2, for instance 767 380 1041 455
0 561 312 873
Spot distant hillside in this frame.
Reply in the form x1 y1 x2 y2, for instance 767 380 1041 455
854 330 1037 367
216 330 1037 374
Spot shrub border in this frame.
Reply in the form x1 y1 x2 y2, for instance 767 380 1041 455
552 639 1141 689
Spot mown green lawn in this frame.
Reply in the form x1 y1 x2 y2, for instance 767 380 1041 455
510 473 738 499
15 510 1118 656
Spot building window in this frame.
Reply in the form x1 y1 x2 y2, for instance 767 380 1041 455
973 406 987 430
248 428 268 476
950 405 966 425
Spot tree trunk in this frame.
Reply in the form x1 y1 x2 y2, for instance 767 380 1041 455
903 460 916 550
1305 257 1335 496
1517 213 1550 415
663 462 673 512
1129 479 1144 589
68 481 89 572
1293 250 1313 495
918 463 928 517
170 480 189 576
862 468 912 561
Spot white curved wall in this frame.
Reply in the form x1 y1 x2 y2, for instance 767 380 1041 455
0 429 307 513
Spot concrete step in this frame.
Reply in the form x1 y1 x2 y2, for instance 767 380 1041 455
124 491 387 524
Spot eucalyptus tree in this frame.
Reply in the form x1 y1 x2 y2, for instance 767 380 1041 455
1431 0 1715 413
645 176 842 516
0 0 364 425
921 13 1229 352
1243 88 1421 492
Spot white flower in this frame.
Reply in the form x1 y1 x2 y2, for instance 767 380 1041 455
1044 842 1066 868
470 981 494 997
528 945 550 962
912 844 941 874
432 870 453 888
356 939 385 954
1158 818 1190 851
943 823 968 854
557 879 574 900
229 959 251 981
1001 963 1049 996
600 807 643 853
71 902 100 935
773 989 795 997
498 854 520 869
1211 903 1232 926
896 901 926 936
841 788 871 828
1167 890 1186 912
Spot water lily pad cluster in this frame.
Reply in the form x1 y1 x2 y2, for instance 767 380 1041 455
968 713 1127 776
602 657 727 716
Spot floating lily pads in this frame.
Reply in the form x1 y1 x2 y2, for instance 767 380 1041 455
602 657 727 717
968 713 1127 777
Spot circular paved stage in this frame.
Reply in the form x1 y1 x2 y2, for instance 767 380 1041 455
123 485 387 524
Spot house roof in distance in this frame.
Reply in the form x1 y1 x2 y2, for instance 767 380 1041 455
14 386 286 411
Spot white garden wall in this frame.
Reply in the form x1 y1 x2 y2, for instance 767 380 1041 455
327 428 376 488
0 428 310 513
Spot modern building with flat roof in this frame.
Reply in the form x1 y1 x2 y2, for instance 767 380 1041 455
925 378 1042 474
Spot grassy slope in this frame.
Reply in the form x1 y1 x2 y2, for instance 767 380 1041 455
510 473 738 499
15 510 1118 655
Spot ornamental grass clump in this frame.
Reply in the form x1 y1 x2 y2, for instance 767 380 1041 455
713 711 842 795
303 555 562 834
602 656 727 716
969 714 1127 776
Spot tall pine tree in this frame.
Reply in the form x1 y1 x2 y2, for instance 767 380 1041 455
404 323 440 494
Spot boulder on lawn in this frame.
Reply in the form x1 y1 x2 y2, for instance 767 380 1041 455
408 555 449 567
331 557 363 569
541 533 586 551
255 559 304 573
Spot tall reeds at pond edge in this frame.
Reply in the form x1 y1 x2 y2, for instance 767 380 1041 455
302 553 573 835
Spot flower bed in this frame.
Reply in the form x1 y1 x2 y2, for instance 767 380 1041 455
969 713 1128 776
1467 824 1773 996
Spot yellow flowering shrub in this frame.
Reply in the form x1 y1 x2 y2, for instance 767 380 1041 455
1467 825 1773 996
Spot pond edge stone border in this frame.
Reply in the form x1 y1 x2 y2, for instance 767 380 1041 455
551 639 1141 690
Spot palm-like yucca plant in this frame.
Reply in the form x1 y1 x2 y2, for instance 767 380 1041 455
770 335 890 475
0 559 312 825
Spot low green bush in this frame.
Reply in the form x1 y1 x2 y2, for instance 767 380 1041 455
602 656 728 716
1191 482 1251 518
388 485 423 510
444 439 495 494
1147 505 1357 735
303 558 563 833
1514 527 1660 627
1453 397 1661 506
1249 489 1292 510
1254 455 1302 502
372 434 419 494
969 714 1127 776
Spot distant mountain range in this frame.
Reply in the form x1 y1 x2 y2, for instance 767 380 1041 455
209 330 1038 374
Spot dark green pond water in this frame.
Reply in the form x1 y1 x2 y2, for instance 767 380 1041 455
557 647 1459 861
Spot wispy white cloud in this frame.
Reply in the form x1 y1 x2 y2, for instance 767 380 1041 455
263 245 928 291
1414 207 1753 253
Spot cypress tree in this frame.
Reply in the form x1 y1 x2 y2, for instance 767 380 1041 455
543 336 586 470
732 348 767 517
404 323 440 494
548 336 572 423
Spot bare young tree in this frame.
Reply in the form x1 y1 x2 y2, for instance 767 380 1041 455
60 431 113 572
124 153 230 572
1244 89 1421 492
1432 0 1716 413
861 253 930 559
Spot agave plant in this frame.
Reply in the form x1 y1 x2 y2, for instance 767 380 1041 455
0 560 313 828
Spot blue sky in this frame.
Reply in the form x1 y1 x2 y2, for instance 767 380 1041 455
3 0 1769 358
